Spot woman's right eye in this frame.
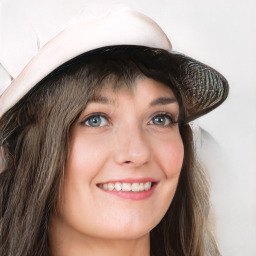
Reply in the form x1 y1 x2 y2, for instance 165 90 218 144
84 115 109 127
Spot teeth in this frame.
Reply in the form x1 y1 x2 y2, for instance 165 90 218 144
122 183 131 191
131 183 140 192
144 182 151 191
99 182 153 192
115 182 122 191
108 183 115 191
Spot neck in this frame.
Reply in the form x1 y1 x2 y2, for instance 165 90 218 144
48 216 150 256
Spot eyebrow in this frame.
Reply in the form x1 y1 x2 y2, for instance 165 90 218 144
149 97 177 107
88 95 115 105
88 95 177 107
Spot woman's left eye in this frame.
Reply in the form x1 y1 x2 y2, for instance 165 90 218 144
84 115 108 127
149 114 175 126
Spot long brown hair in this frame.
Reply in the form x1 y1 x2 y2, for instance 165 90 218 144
0 46 220 256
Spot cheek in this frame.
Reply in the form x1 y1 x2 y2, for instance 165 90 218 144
149 133 184 223
57 135 111 225
60 136 110 211
65 134 109 180
155 134 184 179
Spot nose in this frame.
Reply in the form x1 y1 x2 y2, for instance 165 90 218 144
113 126 151 168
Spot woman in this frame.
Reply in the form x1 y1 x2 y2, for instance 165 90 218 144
0 8 228 256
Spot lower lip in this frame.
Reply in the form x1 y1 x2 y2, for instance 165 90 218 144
98 184 157 200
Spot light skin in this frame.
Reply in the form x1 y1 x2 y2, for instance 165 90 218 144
49 78 184 256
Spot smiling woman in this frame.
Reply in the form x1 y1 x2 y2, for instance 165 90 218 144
0 8 228 256
49 75 184 255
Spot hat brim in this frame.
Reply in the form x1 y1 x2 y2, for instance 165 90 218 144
172 52 229 122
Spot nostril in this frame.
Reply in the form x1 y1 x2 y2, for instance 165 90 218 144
124 161 132 164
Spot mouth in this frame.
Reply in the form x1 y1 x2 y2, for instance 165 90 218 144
97 181 156 192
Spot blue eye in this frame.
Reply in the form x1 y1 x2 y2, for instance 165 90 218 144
84 115 108 127
150 114 174 126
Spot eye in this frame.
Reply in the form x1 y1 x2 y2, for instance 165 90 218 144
149 114 176 126
84 115 109 127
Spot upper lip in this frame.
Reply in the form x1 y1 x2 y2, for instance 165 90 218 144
97 177 158 184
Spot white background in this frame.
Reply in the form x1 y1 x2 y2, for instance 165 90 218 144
0 0 255 255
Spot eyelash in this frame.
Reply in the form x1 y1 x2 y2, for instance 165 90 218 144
149 112 178 126
82 112 110 127
81 112 178 127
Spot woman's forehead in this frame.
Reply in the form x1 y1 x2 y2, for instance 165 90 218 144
88 77 177 104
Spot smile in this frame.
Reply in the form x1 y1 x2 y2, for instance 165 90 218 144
98 182 153 192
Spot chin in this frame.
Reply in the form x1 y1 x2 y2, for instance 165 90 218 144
98 216 158 240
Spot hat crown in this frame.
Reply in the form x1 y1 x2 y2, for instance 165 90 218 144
0 8 172 117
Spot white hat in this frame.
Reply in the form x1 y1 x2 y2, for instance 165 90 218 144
0 7 228 120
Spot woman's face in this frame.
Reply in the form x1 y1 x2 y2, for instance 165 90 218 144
53 77 184 241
